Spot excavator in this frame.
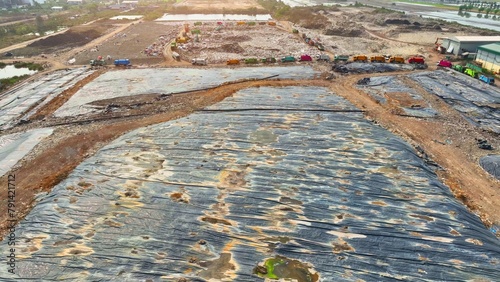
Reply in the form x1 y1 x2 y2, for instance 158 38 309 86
435 37 447 54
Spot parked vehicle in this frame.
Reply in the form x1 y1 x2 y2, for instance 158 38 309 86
464 68 477 78
408 57 425 64
453 64 465 72
352 55 368 62
334 55 349 62
299 55 313 62
316 54 330 62
4 52 13 57
389 56 405 63
90 59 106 67
227 59 240 65
114 59 130 66
281 56 296 63
261 57 277 63
172 52 180 61
479 74 495 85
437 60 452 68
244 58 259 64
191 58 207 65
370 55 385 63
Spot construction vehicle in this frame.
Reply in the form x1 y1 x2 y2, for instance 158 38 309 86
236 21 246 26
268 21 276 26
292 29 299 34
452 64 465 73
316 54 330 62
334 55 349 62
464 68 477 78
435 37 447 54
227 59 240 65
172 52 180 61
408 57 425 64
191 29 201 35
244 58 259 64
479 74 495 85
437 60 452 68
389 56 405 63
171 42 177 51
370 55 385 63
281 56 296 63
247 22 256 26
299 54 313 62
89 58 105 67
176 37 188 44
114 59 130 67
191 58 207 66
261 57 277 63
352 55 368 62
466 62 482 73
317 44 325 51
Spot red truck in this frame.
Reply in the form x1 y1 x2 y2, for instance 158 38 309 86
437 60 452 68
408 57 425 64
299 54 313 61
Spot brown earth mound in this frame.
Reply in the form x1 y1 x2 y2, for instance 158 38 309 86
29 30 102 48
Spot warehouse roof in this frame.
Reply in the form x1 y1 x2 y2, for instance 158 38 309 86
478 42 500 56
449 36 500 42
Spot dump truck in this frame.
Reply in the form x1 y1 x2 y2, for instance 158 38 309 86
90 59 105 67
334 55 349 62
176 37 188 43
281 56 296 63
464 68 477 78
316 54 330 62
453 64 465 73
244 58 259 64
191 58 207 66
437 60 452 68
479 74 495 85
389 56 405 63
171 42 177 50
408 57 425 64
370 55 385 63
227 59 240 65
114 59 130 67
236 21 246 26
299 54 313 62
353 55 368 62
261 57 277 63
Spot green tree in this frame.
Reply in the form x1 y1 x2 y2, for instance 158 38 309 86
477 13 482 18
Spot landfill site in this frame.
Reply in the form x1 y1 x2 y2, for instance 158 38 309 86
0 1 499 281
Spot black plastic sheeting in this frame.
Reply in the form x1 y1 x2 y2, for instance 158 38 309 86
409 70 500 133
480 155 500 180
1 86 499 281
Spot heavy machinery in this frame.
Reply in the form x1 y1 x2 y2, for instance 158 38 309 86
479 74 495 85
176 37 188 44
464 68 477 78
227 59 240 65
453 64 465 73
389 56 405 63
191 58 207 65
90 58 105 67
299 54 312 61
370 55 385 63
435 37 447 54
244 58 259 64
334 55 349 62
261 57 277 63
316 54 330 62
171 42 177 51
292 29 299 34
408 57 425 64
172 52 180 61
317 44 324 51
437 60 452 68
268 21 276 26
281 56 296 63
114 59 130 67
352 55 368 62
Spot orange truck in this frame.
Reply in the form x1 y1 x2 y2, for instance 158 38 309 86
227 59 240 65
352 55 368 62
370 55 385 63
389 56 405 63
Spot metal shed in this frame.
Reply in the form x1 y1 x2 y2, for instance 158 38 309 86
441 36 500 56
476 43 500 74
